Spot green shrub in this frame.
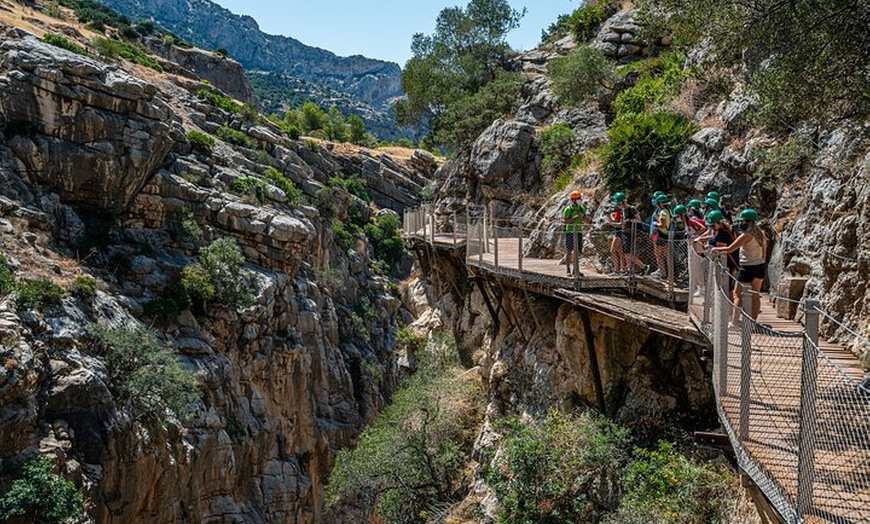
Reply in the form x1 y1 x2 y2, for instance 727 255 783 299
93 37 162 71
605 441 734 523
553 170 574 192
181 237 254 311
613 52 688 116
753 134 816 189
364 213 404 270
195 89 241 114
539 122 577 175
216 125 255 148
263 167 303 205
0 456 85 524
69 275 98 300
0 255 15 296
42 33 89 56
172 209 203 244
601 111 696 195
88 324 199 422
569 0 620 42
484 409 630 524
44 1 65 19
186 130 215 152
326 334 482 522
548 45 614 106
327 174 371 203
332 219 355 250
142 297 182 325
229 177 267 202
15 279 65 312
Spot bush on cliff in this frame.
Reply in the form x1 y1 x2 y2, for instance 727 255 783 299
0 255 15 296
0 456 85 524
325 334 483 523
396 0 525 149
93 37 162 72
88 324 200 423
186 130 215 152
548 45 614 107
181 237 254 312
42 33 89 56
14 279 65 313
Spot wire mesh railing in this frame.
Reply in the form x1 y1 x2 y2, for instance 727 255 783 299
702 252 870 524
406 204 870 522
403 205 693 299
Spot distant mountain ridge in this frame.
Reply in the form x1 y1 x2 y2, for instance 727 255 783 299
95 0 407 137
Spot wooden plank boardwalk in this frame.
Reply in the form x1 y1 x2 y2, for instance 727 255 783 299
405 221 870 523
691 294 869 523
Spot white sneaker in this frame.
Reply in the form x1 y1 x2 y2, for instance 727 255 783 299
649 270 661 278
693 287 705 297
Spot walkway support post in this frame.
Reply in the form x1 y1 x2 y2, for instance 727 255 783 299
715 253 729 395
478 212 483 265
579 309 606 413
797 300 820 517
452 213 457 245
738 284 753 440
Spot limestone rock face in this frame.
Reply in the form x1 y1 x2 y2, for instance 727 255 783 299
0 25 432 524
0 29 174 212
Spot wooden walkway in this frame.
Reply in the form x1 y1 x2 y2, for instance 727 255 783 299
691 294 869 523
404 219 870 523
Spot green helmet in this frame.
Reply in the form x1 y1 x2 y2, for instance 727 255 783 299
655 194 669 205
707 191 720 201
653 191 666 198
687 199 702 210
704 198 719 210
673 204 687 215
738 208 758 222
705 210 724 226
612 191 627 202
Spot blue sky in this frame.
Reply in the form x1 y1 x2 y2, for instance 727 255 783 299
211 1 577 66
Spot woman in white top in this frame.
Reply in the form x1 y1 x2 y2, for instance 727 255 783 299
712 208 767 321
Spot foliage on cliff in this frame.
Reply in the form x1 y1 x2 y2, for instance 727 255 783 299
396 0 525 148
483 410 736 524
0 457 84 524
325 333 484 522
639 0 870 129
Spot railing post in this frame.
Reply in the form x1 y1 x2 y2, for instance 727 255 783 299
573 228 580 285
715 253 729 396
517 232 523 272
797 300 820 517
493 216 499 268
667 229 675 299
477 213 483 265
429 205 436 244
703 249 713 326
738 285 753 440
482 205 489 253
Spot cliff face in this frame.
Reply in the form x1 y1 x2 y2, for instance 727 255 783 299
0 22 429 523
95 0 407 138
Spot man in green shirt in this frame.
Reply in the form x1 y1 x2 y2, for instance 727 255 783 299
564 190 588 276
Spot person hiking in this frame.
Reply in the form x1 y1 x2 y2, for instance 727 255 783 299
564 190 588 276
650 194 671 280
605 192 643 274
712 208 767 322
697 210 739 291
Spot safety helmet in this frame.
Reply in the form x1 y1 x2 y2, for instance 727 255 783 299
612 191 627 202
705 210 724 226
655 194 669 205
707 191 720 201
704 198 719 210
687 199 702 210
673 204 687 215
569 190 581 200
653 191 666 198
738 208 758 222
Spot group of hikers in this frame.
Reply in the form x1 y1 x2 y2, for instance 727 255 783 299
562 189 769 320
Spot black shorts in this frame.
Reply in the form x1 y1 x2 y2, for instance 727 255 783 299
737 263 766 283
565 231 583 251
655 235 669 246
